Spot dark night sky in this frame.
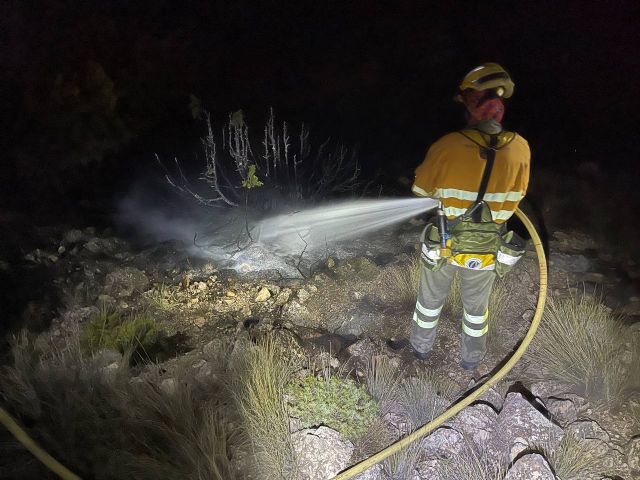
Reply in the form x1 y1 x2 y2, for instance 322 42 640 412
1 0 639 215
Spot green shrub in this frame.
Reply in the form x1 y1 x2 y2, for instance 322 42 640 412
81 309 160 360
286 375 378 440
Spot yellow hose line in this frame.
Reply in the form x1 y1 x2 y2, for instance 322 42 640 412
333 207 547 479
0 407 81 479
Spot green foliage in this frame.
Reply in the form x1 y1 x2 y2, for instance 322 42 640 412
81 309 160 360
525 293 634 406
242 164 264 189
286 375 378 440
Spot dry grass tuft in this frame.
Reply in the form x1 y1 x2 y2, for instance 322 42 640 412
544 431 603 480
382 442 422 480
0 332 239 480
364 354 403 414
398 369 459 429
439 437 506 480
525 292 634 406
379 255 421 309
226 334 299 479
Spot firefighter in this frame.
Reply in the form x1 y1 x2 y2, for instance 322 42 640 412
410 63 531 370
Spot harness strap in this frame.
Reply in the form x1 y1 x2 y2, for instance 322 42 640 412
472 134 498 222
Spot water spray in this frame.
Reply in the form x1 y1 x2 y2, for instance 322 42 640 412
256 197 439 255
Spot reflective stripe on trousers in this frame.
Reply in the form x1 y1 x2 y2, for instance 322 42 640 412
410 262 495 363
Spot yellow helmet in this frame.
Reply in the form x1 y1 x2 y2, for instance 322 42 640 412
457 62 514 99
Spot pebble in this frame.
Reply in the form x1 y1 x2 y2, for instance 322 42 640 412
255 287 272 302
194 317 206 328
226 290 237 297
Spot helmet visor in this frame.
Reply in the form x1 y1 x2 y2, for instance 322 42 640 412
470 71 511 86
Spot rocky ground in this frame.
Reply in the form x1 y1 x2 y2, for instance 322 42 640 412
1 211 639 479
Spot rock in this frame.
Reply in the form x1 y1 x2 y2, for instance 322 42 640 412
84 237 118 255
448 404 498 449
104 267 149 298
565 420 610 442
627 437 640 472
420 427 464 458
326 257 336 269
492 393 563 463
504 453 555 480
352 464 384 480
291 426 354 479
64 229 84 244
346 338 378 362
416 458 442 480
194 317 206 328
583 272 605 283
621 300 640 316
282 300 310 325
159 378 177 395
529 381 570 400
196 281 207 291
546 398 577 426
203 339 226 358
297 288 311 303
548 253 591 273
226 290 237 297
275 288 292 306
255 287 272 302
477 387 504 411
57 245 66 255
195 361 216 383
92 349 123 368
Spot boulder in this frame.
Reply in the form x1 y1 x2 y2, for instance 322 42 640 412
447 403 498 449
548 253 591 273
352 464 384 480
504 453 555 480
627 437 640 473
492 393 563 463
420 427 464 458
546 398 577 426
63 228 85 244
291 426 354 479
104 267 150 298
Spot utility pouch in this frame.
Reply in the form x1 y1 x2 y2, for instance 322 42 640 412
495 230 526 278
449 220 503 256
419 223 447 272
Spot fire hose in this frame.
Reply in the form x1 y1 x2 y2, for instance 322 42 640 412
332 207 547 480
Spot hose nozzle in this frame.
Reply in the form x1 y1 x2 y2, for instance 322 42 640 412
436 201 451 258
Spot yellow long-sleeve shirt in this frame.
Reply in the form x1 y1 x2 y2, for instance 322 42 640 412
412 129 530 224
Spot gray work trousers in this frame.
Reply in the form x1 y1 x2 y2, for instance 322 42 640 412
409 262 496 363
